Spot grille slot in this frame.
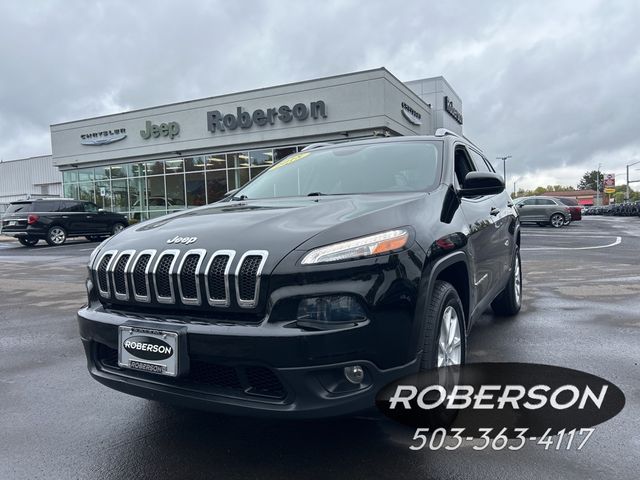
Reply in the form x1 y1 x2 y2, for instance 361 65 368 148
177 249 205 306
153 250 179 303
205 250 235 306
235 251 268 308
131 250 155 302
111 252 134 300
96 251 116 297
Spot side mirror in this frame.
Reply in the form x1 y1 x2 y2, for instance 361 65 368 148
459 172 505 197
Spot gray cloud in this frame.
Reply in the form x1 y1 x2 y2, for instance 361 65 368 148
1 0 639 187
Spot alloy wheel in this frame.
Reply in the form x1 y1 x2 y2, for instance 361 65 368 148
49 228 65 245
514 255 521 306
437 306 462 367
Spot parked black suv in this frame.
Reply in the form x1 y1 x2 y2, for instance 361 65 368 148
78 133 521 418
1 199 128 246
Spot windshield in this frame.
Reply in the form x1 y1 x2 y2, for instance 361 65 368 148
234 141 441 199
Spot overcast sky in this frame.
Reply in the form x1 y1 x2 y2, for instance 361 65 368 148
1 0 639 190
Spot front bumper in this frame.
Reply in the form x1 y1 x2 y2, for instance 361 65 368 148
78 306 419 418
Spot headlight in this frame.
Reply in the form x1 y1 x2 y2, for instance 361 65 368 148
301 229 409 265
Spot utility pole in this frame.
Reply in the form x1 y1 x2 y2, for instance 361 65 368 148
496 155 512 183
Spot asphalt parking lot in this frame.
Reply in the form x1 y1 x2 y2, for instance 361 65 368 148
1 216 638 480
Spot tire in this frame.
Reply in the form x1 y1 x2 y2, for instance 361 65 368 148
491 248 522 316
45 226 67 246
18 237 38 247
420 281 466 371
85 235 106 242
563 218 572 226
550 213 564 228
112 223 126 235
536 222 546 227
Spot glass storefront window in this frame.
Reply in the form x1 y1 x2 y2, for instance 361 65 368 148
77 168 94 182
108 164 128 178
206 170 227 203
165 159 184 174
130 162 145 177
62 170 78 183
274 146 297 163
95 167 109 181
146 176 167 215
63 183 78 199
78 182 95 202
227 152 250 169
249 149 273 167
227 168 250 191
128 177 147 221
186 172 206 207
94 181 111 210
165 174 186 208
185 156 207 172
111 179 128 213
205 154 226 170
145 160 165 176
250 166 269 179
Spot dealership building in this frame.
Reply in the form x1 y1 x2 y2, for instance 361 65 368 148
46 68 464 221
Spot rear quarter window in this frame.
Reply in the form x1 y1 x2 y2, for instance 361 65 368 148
5 203 33 214
33 201 62 212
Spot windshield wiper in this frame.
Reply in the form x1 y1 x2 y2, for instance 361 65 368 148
307 192 329 196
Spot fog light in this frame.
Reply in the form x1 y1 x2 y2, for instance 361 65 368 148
344 365 365 384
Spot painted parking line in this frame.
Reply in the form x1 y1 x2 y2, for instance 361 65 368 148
522 236 622 251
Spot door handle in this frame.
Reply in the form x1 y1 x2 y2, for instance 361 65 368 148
490 208 500 216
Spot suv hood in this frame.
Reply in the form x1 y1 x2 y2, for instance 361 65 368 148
102 193 426 259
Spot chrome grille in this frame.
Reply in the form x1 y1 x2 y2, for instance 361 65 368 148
111 250 134 300
131 250 156 302
235 250 268 308
204 250 235 307
153 250 179 303
93 248 266 309
177 249 206 306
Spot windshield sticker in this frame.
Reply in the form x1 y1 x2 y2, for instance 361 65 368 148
270 152 310 170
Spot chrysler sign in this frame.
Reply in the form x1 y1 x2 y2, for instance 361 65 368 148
207 101 327 133
80 128 127 145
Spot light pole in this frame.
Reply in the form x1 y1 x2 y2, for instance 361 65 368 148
496 155 512 183
626 160 640 202
596 163 602 206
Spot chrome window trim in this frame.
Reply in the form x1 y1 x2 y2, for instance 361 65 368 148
235 250 268 309
152 249 180 304
111 249 136 301
130 249 157 303
177 248 207 306
95 250 118 299
204 249 236 307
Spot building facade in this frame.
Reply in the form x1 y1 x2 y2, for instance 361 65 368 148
50 68 464 221
0 155 62 214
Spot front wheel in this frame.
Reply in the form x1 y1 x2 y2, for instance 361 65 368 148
46 226 67 246
563 218 572 226
491 248 522 316
550 213 564 228
420 281 466 370
18 237 39 247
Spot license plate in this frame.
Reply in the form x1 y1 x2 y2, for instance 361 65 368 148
118 326 179 377
8 221 17 226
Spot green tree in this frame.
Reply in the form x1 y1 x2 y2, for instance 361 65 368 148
578 170 603 192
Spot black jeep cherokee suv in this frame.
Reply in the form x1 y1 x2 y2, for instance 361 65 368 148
78 133 521 418
1 199 128 246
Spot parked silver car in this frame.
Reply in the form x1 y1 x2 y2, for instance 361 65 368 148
513 196 571 228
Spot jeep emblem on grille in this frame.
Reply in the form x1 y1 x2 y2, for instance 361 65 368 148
166 236 198 245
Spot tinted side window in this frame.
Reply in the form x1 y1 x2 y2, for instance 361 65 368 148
535 199 556 206
454 146 476 185
34 201 61 212
59 201 84 212
520 199 536 206
84 202 99 213
6 203 33 214
469 150 490 173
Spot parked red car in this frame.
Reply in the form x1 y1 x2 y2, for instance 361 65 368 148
553 197 582 224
